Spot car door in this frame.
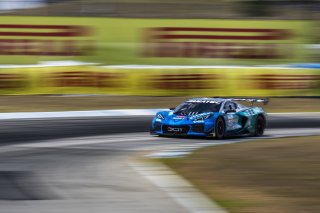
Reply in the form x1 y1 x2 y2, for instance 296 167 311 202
223 101 242 132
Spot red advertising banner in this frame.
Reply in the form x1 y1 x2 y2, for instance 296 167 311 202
143 27 294 59
0 24 93 56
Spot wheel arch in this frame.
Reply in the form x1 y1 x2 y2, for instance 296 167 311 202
257 113 265 118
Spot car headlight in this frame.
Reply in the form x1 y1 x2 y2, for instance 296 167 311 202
192 114 212 121
157 113 165 120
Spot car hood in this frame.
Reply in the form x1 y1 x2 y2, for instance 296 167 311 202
165 111 216 121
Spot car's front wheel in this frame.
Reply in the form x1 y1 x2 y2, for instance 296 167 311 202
215 117 225 139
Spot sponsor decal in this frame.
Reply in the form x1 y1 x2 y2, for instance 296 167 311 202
227 114 234 121
187 100 220 104
193 120 204 123
0 24 94 56
174 115 186 119
226 114 239 130
167 127 183 132
143 27 293 59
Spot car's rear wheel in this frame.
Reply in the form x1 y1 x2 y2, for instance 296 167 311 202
215 117 225 139
254 115 265 136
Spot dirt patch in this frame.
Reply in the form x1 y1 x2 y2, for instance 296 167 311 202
161 136 320 213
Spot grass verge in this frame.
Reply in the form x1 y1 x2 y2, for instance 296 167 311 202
161 136 320 213
0 96 319 112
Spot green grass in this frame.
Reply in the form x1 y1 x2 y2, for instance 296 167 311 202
161 136 320 213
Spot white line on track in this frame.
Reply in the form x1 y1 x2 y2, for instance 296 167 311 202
0 133 157 153
103 64 311 70
0 110 319 120
0 109 166 120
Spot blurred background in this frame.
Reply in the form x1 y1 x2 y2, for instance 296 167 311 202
0 0 320 106
0 0 319 110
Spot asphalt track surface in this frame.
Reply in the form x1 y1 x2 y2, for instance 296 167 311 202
1 114 320 144
0 115 319 213
0 129 320 213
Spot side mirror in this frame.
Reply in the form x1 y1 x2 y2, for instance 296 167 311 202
169 107 175 110
226 109 236 113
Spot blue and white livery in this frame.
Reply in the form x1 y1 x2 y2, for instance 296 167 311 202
150 98 268 139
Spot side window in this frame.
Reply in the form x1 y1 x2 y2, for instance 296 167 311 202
231 102 238 110
224 102 232 111
224 101 237 111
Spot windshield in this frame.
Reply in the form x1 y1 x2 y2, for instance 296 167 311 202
173 101 221 115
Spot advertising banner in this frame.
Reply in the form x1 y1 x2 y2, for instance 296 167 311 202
0 66 319 96
0 16 314 65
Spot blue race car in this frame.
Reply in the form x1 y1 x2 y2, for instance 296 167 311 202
150 97 268 139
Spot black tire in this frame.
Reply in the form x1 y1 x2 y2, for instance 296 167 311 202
254 116 265 136
215 117 225 139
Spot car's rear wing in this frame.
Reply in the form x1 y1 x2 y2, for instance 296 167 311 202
232 98 269 106
213 97 269 106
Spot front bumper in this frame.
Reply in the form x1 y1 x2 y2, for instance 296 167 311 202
150 122 215 137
